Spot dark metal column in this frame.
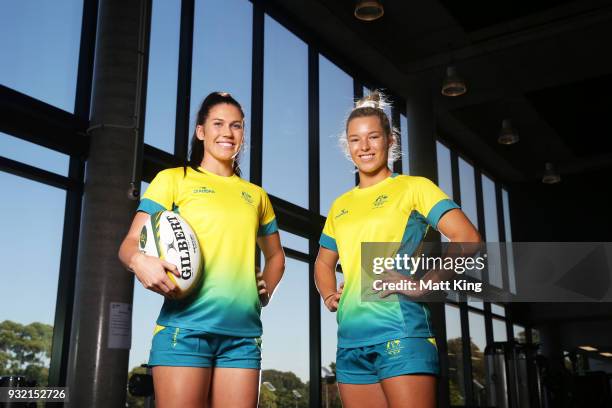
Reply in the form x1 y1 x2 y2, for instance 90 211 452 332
65 0 150 406
249 0 264 185
308 45 322 408
174 0 195 160
405 72 450 408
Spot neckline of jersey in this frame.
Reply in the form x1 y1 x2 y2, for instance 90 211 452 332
196 166 240 183
352 172 398 194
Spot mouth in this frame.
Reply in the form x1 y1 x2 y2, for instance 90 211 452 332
216 141 235 149
359 153 375 161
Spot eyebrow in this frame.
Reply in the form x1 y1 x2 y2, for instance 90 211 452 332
211 118 242 123
348 131 381 137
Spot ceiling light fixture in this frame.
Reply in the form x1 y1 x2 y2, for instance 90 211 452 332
578 346 598 352
600 352 612 357
498 119 519 145
441 66 467 97
542 162 561 184
354 0 384 22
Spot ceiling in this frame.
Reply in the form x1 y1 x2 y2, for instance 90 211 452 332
269 0 612 184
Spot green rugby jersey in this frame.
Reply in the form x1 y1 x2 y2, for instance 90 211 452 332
320 174 459 347
138 167 277 337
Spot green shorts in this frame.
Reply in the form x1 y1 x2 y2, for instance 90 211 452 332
336 337 439 384
148 324 262 369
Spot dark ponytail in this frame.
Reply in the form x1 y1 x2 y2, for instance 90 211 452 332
185 92 245 177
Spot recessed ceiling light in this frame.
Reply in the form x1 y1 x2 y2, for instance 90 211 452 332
441 66 467 97
578 346 598 352
354 0 384 22
542 162 561 184
498 119 519 145
600 352 612 357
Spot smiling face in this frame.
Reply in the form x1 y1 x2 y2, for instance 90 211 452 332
196 103 244 164
346 115 392 175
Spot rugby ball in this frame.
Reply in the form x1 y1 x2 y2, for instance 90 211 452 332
139 211 203 298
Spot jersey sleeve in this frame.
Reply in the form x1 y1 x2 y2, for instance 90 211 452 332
413 177 460 230
137 169 176 214
257 189 278 236
319 202 338 252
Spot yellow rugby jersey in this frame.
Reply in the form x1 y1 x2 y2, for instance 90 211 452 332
319 174 459 348
137 166 277 337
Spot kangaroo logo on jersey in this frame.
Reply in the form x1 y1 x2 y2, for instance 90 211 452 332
386 339 403 356
254 337 262 350
373 194 389 208
241 191 254 205
193 186 215 194
335 209 349 219
171 328 180 348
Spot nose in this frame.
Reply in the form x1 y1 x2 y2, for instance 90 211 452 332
222 124 234 138
358 137 371 151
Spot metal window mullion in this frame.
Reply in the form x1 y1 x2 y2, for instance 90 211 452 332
307 44 322 408
174 0 195 161
249 0 264 185
47 157 85 388
459 297 475 406
352 80 363 186
391 103 402 174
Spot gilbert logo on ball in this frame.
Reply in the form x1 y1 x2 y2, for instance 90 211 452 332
139 211 203 298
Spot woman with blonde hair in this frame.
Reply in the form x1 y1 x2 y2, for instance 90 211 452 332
315 92 480 407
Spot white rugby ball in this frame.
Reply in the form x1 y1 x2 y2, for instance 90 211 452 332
139 211 203 298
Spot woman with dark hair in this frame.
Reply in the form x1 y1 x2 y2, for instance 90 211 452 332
315 92 481 407
119 92 285 407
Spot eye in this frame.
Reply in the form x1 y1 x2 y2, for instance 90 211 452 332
232 122 243 130
213 121 223 127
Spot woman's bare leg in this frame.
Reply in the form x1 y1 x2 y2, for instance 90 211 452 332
152 366 212 408
380 375 437 408
209 367 260 408
338 382 388 408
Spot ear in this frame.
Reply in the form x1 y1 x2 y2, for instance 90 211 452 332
196 124 205 141
387 132 396 148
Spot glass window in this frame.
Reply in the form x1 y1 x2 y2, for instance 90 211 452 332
436 142 454 201
279 229 309 254
445 304 466 406
1 132 69 176
492 318 507 342
143 0 181 153
468 311 487 406
513 324 526 343
260 258 309 406
262 16 308 208
459 158 481 280
482 174 503 287
191 0 252 181
436 141 453 242
321 271 344 408
502 189 517 293
458 157 478 227
491 303 505 317
319 55 354 215
0 171 66 386
468 297 484 310
400 114 409 175
531 328 541 344
0 0 83 112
